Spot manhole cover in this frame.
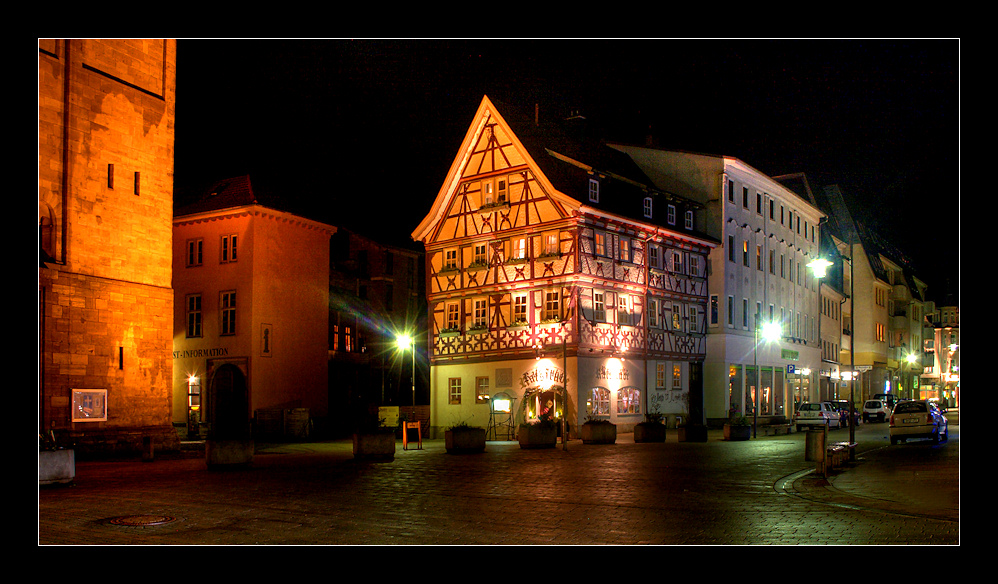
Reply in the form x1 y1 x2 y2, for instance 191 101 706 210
107 514 177 526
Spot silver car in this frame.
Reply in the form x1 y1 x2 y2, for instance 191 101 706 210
863 399 890 423
889 400 948 444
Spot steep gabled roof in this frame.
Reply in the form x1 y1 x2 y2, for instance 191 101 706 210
412 95 712 243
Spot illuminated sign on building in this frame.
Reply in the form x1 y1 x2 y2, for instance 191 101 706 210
521 366 565 388
595 364 629 381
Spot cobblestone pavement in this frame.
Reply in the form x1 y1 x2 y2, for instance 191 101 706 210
37 429 959 545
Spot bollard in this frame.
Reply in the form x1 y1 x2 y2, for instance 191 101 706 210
142 435 154 462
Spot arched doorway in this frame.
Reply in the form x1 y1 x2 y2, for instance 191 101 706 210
209 363 250 440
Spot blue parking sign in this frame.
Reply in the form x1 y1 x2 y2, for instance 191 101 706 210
787 364 796 374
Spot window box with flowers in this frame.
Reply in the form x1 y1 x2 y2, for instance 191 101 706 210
439 327 461 338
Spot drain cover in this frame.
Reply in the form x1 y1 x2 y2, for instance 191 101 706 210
107 514 177 526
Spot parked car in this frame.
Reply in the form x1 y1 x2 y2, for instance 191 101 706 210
794 402 842 431
829 400 859 426
863 399 891 423
889 400 948 444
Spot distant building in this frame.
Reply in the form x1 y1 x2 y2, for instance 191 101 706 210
327 227 428 434
609 150 825 423
921 287 959 407
173 176 335 440
412 96 718 437
39 40 179 454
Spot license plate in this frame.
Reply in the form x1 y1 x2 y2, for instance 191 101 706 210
903 418 920 424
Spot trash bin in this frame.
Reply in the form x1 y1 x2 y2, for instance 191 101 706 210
804 426 827 462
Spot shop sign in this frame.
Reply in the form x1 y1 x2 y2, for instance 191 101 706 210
595 364 629 381
521 366 565 388
173 347 230 359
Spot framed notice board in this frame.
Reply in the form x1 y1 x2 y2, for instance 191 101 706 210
72 389 107 422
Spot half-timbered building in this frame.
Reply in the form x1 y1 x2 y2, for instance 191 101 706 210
412 96 718 438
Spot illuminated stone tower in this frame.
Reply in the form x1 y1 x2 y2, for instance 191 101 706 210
39 40 179 454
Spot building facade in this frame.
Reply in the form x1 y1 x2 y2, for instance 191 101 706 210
412 96 717 438
920 294 959 407
39 39 179 454
327 228 428 434
609 149 825 423
172 176 335 440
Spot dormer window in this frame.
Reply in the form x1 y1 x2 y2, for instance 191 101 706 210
588 178 600 203
685 210 694 230
667 204 676 225
643 197 653 218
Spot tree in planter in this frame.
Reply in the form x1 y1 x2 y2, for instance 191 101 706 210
445 420 487 454
723 414 752 441
679 389 708 442
634 405 667 443
580 416 617 444
352 412 396 461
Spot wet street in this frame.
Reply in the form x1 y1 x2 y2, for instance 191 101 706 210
38 422 959 545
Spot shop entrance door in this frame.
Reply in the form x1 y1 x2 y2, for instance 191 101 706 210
209 363 250 440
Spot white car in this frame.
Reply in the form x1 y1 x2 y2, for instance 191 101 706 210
794 402 842 431
862 399 891 423
889 400 948 444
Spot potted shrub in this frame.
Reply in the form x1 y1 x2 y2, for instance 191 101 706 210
724 415 752 441
445 421 487 454
634 410 667 443
580 417 617 444
517 415 558 449
678 391 708 442
352 414 396 461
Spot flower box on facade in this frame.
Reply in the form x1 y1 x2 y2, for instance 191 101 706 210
445 426 487 454
517 423 557 449
633 421 667 443
439 329 461 338
580 421 617 444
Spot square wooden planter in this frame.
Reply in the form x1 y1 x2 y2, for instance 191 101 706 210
517 424 557 449
724 424 752 441
633 422 667 443
445 427 487 454
353 432 396 461
39 449 75 485
580 422 617 444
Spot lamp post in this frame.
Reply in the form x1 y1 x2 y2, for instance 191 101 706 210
396 334 416 410
904 352 917 400
753 316 781 438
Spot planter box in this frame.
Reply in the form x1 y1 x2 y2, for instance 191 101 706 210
352 432 396 461
445 427 487 454
580 422 617 444
724 424 752 441
634 422 666 443
206 439 254 468
39 449 75 485
517 424 557 449
678 424 708 442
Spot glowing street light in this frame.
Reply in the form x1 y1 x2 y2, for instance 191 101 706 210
753 316 781 438
807 257 833 279
396 334 415 408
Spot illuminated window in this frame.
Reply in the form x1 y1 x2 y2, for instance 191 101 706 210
594 231 607 257
594 291 606 322
473 298 487 327
449 378 462 404
543 232 559 256
483 181 494 206
444 248 458 270
221 234 238 263
511 237 527 260
619 237 630 262
742 240 749 267
617 387 641 414
187 239 203 267
588 387 610 416
673 303 682 331
544 290 560 321
476 377 490 404
656 364 666 389
618 294 631 326
513 294 527 324
220 290 236 335
186 294 202 338
446 302 460 330
344 325 353 352
672 364 682 389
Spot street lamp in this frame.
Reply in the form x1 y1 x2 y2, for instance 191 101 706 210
905 352 917 400
396 334 416 409
753 317 781 438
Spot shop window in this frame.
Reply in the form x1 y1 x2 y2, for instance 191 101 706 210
617 387 641 415
587 387 611 417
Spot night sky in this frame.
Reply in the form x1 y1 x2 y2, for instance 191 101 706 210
173 38 959 299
